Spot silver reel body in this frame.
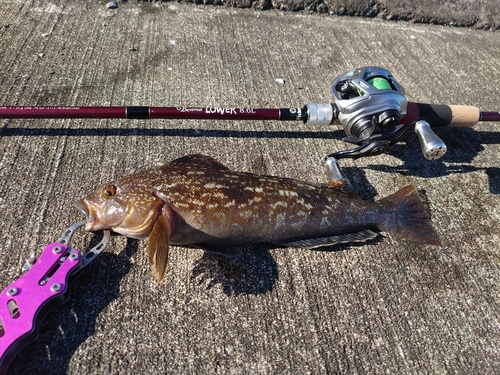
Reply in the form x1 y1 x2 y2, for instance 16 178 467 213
331 66 408 140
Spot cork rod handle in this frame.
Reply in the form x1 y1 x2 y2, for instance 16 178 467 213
403 103 480 128
446 105 480 127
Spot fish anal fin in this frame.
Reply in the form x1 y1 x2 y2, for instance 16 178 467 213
274 229 378 249
147 205 173 282
324 180 359 197
193 244 239 258
170 154 230 170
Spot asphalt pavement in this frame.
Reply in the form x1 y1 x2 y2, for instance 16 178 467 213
0 1 499 374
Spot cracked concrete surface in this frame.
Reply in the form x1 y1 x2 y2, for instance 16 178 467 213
0 1 499 374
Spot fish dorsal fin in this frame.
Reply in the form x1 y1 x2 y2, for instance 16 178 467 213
324 180 359 198
170 154 230 170
274 229 378 249
147 205 173 282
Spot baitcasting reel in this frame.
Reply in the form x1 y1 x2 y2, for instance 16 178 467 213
322 66 447 186
322 66 447 162
300 66 447 162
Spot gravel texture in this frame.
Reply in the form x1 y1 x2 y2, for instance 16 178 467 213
144 0 500 29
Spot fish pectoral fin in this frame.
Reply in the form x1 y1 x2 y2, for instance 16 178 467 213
274 229 379 249
153 190 207 231
147 207 172 283
324 180 359 197
194 244 239 258
170 154 230 170
152 190 174 207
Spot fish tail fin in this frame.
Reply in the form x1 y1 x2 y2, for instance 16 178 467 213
147 207 172 283
378 185 441 246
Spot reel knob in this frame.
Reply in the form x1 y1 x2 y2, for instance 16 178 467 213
325 156 350 182
414 120 447 160
325 156 356 195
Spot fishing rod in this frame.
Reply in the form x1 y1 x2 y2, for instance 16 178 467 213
1 67 499 163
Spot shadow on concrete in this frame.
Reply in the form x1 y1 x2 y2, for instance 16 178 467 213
3 125 497 193
7 237 139 375
0 126 344 139
366 128 500 194
189 236 384 296
190 247 279 296
5 235 373 373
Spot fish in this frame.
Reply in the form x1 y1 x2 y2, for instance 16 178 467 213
75 154 441 282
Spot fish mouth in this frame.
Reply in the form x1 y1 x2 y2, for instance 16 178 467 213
75 200 97 231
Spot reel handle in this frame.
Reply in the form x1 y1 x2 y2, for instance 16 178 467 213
414 120 447 160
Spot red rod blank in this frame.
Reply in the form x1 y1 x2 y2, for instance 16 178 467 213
480 112 500 122
0 106 281 121
0 106 127 119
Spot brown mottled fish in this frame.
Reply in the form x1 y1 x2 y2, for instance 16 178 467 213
75 154 440 281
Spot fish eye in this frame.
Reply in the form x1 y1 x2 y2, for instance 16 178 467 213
102 185 116 199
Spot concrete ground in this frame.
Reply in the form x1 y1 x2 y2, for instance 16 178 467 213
0 1 499 374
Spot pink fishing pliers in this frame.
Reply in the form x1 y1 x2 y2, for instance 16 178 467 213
0 221 110 373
